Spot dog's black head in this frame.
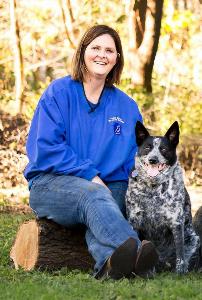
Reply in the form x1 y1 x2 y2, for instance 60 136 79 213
135 121 179 179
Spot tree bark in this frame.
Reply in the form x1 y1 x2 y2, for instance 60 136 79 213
127 0 164 92
10 219 94 271
9 0 24 114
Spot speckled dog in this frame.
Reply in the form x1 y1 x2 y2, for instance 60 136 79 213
126 121 200 274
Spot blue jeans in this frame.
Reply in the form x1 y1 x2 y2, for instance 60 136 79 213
29 174 141 273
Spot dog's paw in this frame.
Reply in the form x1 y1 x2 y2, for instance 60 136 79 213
176 258 188 274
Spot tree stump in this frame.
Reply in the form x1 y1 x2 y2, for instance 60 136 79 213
10 218 94 271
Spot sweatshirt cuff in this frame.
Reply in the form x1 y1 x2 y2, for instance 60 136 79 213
82 168 101 181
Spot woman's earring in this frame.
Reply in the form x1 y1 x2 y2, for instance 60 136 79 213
84 64 88 72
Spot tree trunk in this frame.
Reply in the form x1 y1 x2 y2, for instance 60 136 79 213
10 219 94 271
67 0 75 23
58 0 76 49
9 0 24 114
127 0 164 92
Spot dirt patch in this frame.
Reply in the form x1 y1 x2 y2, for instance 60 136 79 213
0 204 32 214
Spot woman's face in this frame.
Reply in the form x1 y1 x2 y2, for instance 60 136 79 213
84 34 118 81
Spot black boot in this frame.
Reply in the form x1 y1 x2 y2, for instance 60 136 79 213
95 237 138 280
134 240 159 278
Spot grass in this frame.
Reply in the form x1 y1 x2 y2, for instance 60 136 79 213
0 213 201 300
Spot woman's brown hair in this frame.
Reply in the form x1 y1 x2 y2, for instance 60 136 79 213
71 25 124 86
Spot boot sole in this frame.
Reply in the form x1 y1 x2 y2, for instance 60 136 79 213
135 240 159 277
108 237 138 279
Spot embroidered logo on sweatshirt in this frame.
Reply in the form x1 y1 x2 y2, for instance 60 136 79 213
108 116 125 123
108 116 124 135
114 122 121 135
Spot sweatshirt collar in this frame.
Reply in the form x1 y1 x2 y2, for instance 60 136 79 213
75 80 112 114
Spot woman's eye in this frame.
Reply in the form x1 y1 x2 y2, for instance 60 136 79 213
106 49 113 53
92 47 99 51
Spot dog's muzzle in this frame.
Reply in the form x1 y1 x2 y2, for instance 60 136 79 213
144 163 167 177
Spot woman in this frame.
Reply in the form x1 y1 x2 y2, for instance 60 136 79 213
24 25 158 279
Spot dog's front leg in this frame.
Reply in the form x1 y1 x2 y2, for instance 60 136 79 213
173 223 188 274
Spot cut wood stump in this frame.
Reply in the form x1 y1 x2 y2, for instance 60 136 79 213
10 218 94 271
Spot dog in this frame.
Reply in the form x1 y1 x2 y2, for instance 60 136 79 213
125 121 200 274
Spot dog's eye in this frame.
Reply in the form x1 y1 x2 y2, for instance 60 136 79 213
144 145 152 151
160 146 167 152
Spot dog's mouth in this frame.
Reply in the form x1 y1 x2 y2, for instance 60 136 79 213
144 163 167 177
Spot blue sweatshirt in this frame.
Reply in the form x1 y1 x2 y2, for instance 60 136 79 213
24 76 142 183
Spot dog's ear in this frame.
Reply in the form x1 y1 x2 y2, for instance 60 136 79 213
165 121 179 146
135 121 150 146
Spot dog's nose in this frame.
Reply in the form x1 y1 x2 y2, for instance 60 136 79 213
149 157 159 164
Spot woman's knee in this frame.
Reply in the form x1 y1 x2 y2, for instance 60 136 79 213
78 184 122 221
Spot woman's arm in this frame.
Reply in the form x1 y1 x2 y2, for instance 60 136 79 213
25 95 99 181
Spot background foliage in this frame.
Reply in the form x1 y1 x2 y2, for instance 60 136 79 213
0 0 201 132
0 0 201 199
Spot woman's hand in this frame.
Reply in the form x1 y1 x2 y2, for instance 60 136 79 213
91 176 111 192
